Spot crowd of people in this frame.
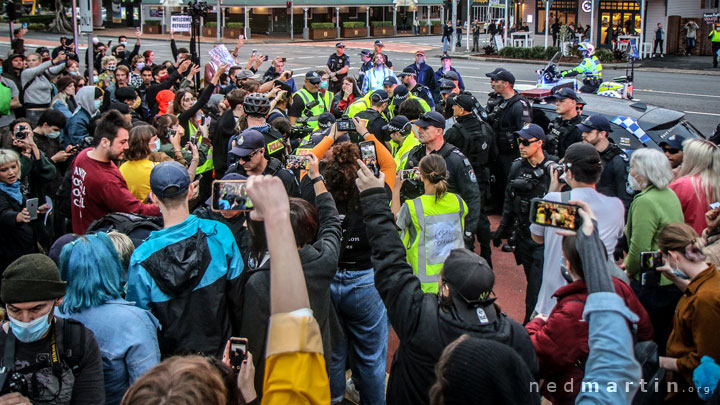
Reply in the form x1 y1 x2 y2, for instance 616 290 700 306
0 29 719 405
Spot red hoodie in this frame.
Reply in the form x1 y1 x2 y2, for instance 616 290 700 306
71 148 161 234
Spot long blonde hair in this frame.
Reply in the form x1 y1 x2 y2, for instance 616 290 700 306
676 138 720 203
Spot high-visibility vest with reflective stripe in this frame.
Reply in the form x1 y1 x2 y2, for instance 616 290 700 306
347 93 373 118
391 131 421 171
401 193 467 293
389 95 431 117
294 88 327 129
710 30 720 42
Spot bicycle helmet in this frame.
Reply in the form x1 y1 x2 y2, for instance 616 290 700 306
578 42 595 58
243 92 271 117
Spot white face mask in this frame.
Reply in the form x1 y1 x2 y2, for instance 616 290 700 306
669 253 691 280
153 139 161 152
628 171 644 191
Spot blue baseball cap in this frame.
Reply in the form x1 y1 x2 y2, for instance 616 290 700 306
659 134 686 150
358 49 372 56
229 129 265 157
550 87 586 105
577 115 613 133
150 161 191 199
382 76 398 87
414 111 446 129
514 123 546 141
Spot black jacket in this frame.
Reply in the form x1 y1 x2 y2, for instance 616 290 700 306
226 157 300 198
444 114 497 176
360 188 538 404
238 192 343 399
0 190 37 273
355 108 389 142
597 142 633 215
146 69 184 117
213 109 238 178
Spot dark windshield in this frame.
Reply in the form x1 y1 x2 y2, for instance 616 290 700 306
646 118 705 146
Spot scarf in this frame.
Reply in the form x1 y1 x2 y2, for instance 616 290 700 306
0 181 22 205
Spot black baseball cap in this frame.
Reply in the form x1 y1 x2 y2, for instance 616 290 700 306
442 249 497 325
317 112 336 129
439 79 456 94
485 67 515 85
514 123 547 141
452 93 475 112
414 111 446 129
370 89 390 103
374 40 384 47
440 54 452 61
229 129 265 157
443 71 459 81
382 115 411 134
392 85 409 102
305 71 322 84
359 49 372 56
335 42 345 48
382 76 398 87
397 67 417 77
550 87 585 105
659 134 686 150
577 115 613 133
150 161 191 199
563 143 602 173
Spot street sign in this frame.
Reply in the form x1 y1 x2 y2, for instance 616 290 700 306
170 15 192 32
704 12 720 24
78 0 92 33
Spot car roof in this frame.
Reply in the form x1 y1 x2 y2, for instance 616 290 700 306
576 94 685 128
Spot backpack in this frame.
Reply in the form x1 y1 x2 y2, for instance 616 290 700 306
86 212 164 247
0 81 11 116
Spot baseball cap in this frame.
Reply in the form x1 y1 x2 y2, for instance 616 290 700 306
382 115 411 134
415 50 425 56
485 67 516 85
305 71 322 84
392 85 409 102
443 70 459 81
235 69 255 80
659 134 686 150
577 115 613 133
335 42 345 48
229 129 265 157
514 123 547 141
317 112 336 129
310 130 350 146
150 161 191 199
8 53 25 61
414 111 446 129
563 143 602 172
397 67 417 77
382 76 398 87
439 79 456 94
442 249 497 325
374 40 384 47
440 54 452 61
550 87 585 105
452 93 476 112
370 89 390 103
359 49 372 56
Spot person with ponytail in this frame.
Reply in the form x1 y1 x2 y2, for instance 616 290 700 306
392 154 467 293
656 222 720 404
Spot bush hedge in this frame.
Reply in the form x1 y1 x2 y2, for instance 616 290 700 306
371 21 392 27
419 21 427 26
311 22 334 29
27 23 45 31
342 21 365 28
18 14 54 25
144 20 161 26
431 20 441 26
594 48 616 63
205 22 217 28
498 46 560 60
226 22 244 29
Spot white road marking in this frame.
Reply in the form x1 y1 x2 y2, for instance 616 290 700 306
684 111 720 117
635 89 720 99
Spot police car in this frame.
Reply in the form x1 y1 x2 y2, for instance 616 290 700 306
523 91 705 153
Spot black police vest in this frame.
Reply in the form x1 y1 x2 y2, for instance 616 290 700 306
546 114 582 157
450 116 493 169
487 93 527 153
508 158 551 227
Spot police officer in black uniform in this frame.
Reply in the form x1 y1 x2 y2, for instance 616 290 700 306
579 115 634 214
485 67 532 212
545 88 585 158
493 124 551 324
357 49 373 92
397 67 435 109
242 92 287 163
326 42 350 94
444 92 496 266
355 89 391 142
401 111 481 251
435 79 457 118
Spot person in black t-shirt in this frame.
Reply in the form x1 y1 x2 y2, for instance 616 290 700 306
326 43 350 94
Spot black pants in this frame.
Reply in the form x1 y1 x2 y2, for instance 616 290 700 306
713 42 720 68
630 280 682 356
514 235 544 324
472 35 480 51
489 152 517 212
653 39 664 55
475 181 492 268
552 33 558 47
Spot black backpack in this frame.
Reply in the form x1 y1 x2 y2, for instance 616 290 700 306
86 212 164 247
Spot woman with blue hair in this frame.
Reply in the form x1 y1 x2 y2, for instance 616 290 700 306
55 232 161 405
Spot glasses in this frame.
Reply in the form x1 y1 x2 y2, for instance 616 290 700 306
240 149 262 162
662 147 680 155
517 138 540 147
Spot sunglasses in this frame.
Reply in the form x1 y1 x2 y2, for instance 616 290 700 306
517 138 540 147
662 147 680 155
240 149 262 162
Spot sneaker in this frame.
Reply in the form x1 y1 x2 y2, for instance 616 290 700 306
345 377 360 404
661 54 664 58
501 243 515 253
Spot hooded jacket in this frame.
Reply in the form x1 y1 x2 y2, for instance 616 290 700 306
65 86 98 146
360 187 538 404
126 215 245 358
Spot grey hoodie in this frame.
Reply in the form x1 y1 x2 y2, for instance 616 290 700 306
20 60 65 106
74 85 97 116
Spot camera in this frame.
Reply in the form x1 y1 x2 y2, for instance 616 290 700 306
337 118 355 132
0 371 28 397
13 125 27 139
543 161 564 176
290 125 313 140
187 0 211 19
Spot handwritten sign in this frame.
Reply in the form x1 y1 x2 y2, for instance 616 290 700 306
208 44 237 67
171 15 192 33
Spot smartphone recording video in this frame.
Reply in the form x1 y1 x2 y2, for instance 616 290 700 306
399 168 419 181
530 199 581 230
359 141 379 176
228 337 248 371
336 118 355 132
285 154 311 170
211 180 253 212
640 251 664 271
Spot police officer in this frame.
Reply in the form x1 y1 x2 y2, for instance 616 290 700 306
435 79 457 118
242 92 287 163
397 67 435 109
327 42 350 94
355 89 391 142
288 71 328 129
389 85 430 118
485 67 531 212
444 92 496 266
294 112 336 155
401 111 481 252
561 42 603 93
384 115 420 170
545 88 585 158
493 123 551 323
579 115 634 214
357 49 373 91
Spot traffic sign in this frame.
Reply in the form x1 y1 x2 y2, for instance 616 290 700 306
79 0 92 33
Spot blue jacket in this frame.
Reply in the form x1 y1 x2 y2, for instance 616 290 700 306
56 299 161 405
65 107 92 147
433 67 465 91
405 62 437 93
126 215 245 358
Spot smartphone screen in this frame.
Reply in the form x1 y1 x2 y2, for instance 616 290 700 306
400 169 419 180
285 154 310 170
26 198 38 220
640 251 664 271
228 337 247 371
359 141 379 176
211 180 253 212
530 199 581 230
711 202 720 210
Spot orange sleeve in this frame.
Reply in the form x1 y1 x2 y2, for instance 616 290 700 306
300 137 335 180
365 134 396 190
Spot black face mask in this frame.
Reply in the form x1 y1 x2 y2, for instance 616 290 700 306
116 51 126 59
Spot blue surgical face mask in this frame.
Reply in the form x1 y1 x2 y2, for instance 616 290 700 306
47 130 61 139
94 99 102 110
8 308 53 343
136 62 145 71
153 139 161 152
669 254 691 280
70 70 79 76
320 80 329 89
120 41 128 47
0 66 3 75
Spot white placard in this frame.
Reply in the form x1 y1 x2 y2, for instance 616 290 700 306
208 44 237 67
494 35 504 51
171 15 192 33
527 15 533 23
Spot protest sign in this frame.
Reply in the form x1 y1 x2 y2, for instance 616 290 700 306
209 44 237 67
171 15 192 33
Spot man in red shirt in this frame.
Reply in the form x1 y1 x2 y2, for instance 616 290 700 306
70 110 160 234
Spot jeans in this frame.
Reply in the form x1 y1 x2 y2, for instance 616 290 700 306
413 26 418 35
456 33 462 47
653 39 664 55
329 268 388 404
443 37 450 53
472 34 480 51
686 37 696 54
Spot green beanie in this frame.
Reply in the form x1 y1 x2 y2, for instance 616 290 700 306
1 254 67 304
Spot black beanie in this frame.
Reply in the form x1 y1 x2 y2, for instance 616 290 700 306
440 337 540 404
1 254 67 304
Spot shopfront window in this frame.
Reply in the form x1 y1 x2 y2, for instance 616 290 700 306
598 1 641 46
536 0 578 35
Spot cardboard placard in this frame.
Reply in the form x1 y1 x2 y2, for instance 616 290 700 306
171 15 192 33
